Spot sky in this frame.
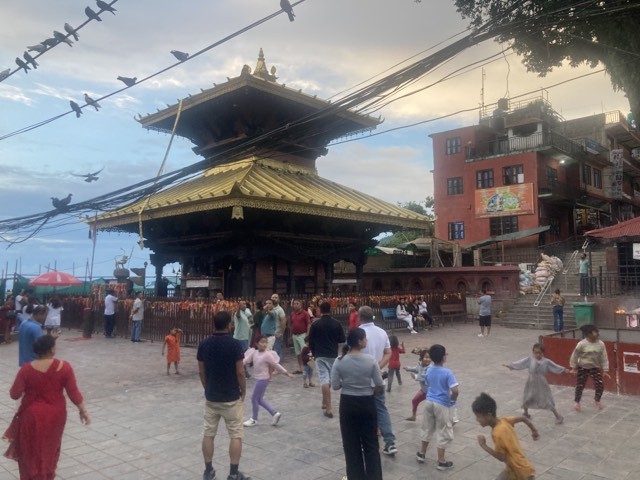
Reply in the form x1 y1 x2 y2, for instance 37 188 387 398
0 0 630 283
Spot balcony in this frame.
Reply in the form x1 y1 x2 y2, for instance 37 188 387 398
465 131 587 162
604 110 640 149
538 179 586 203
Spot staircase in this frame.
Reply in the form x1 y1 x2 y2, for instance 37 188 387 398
499 248 607 330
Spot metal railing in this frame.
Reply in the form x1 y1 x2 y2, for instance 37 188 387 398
466 131 586 161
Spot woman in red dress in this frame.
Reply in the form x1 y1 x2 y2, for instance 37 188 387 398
3 335 90 480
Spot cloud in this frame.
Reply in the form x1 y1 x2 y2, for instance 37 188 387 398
0 84 33 105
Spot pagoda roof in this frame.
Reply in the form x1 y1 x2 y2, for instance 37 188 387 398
92 158 430 231
137 50 380 159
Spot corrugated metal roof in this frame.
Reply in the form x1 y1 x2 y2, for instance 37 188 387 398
586 216 640 240
93 158 430 230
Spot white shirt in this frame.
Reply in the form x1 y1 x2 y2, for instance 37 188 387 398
104 294 118 315
44 304 63 327
15 295 22 311
132 297 144 321
359 322 390 363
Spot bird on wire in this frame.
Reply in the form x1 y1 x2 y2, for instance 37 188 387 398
280 0 295 21
96 0 117 15
85 6 102 22
84 93 101 111
117 76 137 87
72 167 104 183
51 194 72 209
64 23 79 41
170 50 189 62
53 30 73 47
27 44 47 54
23 52 38 69
70 100 83 118
15 57 30 74
41 37 59 48
0 69 9 81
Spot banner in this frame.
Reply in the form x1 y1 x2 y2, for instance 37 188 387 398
475 183 535 218
611 149 624 199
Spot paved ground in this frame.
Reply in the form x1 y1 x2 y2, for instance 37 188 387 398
1 323 638 480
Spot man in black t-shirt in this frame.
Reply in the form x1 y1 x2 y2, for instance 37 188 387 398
308 301 346 419
197 311 250 480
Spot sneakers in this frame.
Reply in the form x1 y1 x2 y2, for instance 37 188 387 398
436 460 454 471
383 444 398 455
243 418 257 427
416 452 425 463
227 472 251 480
595 401 603 410
573 402 581 412
477 333 484 337
555 415 564 425
272 412 282 426
410 329 418 334
203 469 216 480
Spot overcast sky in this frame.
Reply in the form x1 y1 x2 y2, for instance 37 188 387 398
0 0 629 281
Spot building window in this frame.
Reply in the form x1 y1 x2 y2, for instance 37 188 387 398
549 217 560 235
447 177 463 195
503 165 524 185
448 222 464 240
593 168 602 189
489 216 518 235
545 166 558 184
582 164 592 186
476 169 494 189
446 137 461 155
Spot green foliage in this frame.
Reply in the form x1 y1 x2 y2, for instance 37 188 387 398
377 230 424 248
451 0 640 120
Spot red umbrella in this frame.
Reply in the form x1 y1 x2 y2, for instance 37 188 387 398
29 271 83 287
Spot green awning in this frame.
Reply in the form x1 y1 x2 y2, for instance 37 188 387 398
466 225 550 249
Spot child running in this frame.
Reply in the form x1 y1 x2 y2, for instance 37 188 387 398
504 343 566 424
416 344 458 471
300 336 315 388
472 392 538 480
404 348 430 421
243 335 293 427
386 335 405 392
570 324 610 411
162 327 183 375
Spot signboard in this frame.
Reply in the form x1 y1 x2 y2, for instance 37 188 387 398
475 183 535 218
611 149 624 199
634 243 640 260
185 278 224 289
185 279 210 289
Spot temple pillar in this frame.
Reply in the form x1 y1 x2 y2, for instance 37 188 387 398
287 262 295 295
323 261 333 294
355 262 364 291
241 261 256 298
150 254 168 297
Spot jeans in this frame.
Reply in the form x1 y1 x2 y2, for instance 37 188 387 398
580 273 589 296
553 306 564 332
274 335 283 359
104 314 115 337
373 389 395 447
339 394 382 480
131 320 142 341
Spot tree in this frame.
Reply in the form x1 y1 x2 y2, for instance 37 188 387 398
451 1 640 122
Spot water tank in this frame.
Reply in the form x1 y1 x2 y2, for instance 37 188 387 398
497 98 509 110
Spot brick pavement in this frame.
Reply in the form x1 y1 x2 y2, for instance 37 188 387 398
1 324 639 480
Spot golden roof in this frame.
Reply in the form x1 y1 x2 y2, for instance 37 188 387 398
93 158 430 230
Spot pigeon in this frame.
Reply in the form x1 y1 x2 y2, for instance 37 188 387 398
23 52 38 69
96 0 116 14
53 30 73 46
85 6 102 22
27 44 47 54
117 76 137 87
41 37 59 48
0 69 10 81
70 100 83 118
51 194 72 209
64 23 79 41
15 57 30 74
84 93 101 111
71 167 104 182
280 0 295 21
170 50 189 62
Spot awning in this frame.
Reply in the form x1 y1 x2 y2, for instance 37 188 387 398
466 225 550 249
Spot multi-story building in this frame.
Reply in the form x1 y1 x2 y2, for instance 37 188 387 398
431 94 640 262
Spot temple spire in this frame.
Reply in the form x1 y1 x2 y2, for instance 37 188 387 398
252 48 277 82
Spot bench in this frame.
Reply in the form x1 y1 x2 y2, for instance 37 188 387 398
437 304 467 326
380 307 408 331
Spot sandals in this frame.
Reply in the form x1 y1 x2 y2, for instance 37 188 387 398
324 411 334 418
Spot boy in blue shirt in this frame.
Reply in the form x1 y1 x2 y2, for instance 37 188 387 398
416 344 458 471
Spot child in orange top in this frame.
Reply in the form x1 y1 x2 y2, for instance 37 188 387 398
386 335 405 392
348 302 360 331
162 327 183 375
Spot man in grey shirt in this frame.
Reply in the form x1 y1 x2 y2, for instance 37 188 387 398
477 289 492 337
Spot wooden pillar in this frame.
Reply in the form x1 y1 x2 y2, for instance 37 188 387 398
323 262 333 294
149 254 167 297
287 262 295 295
355 262 363 291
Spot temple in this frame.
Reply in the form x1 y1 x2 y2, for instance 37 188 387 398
90 50 430 297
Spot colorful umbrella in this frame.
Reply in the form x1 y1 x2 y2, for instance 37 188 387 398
29 271 83 287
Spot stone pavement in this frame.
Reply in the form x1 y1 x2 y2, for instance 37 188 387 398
1 323 639 480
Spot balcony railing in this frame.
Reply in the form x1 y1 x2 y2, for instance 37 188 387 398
538 179 586 199
466 131 587 161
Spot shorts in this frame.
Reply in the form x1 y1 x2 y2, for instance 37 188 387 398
420 400 454 448
315 357 336 385
203 399 244 439
479 315 492 327
266 335 276 350
292 333 306 355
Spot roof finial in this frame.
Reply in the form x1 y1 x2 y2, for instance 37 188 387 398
253 48 277 82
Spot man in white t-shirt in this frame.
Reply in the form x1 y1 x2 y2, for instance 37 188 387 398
130 291 144 342
103 289 118 338
358 306 398 455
